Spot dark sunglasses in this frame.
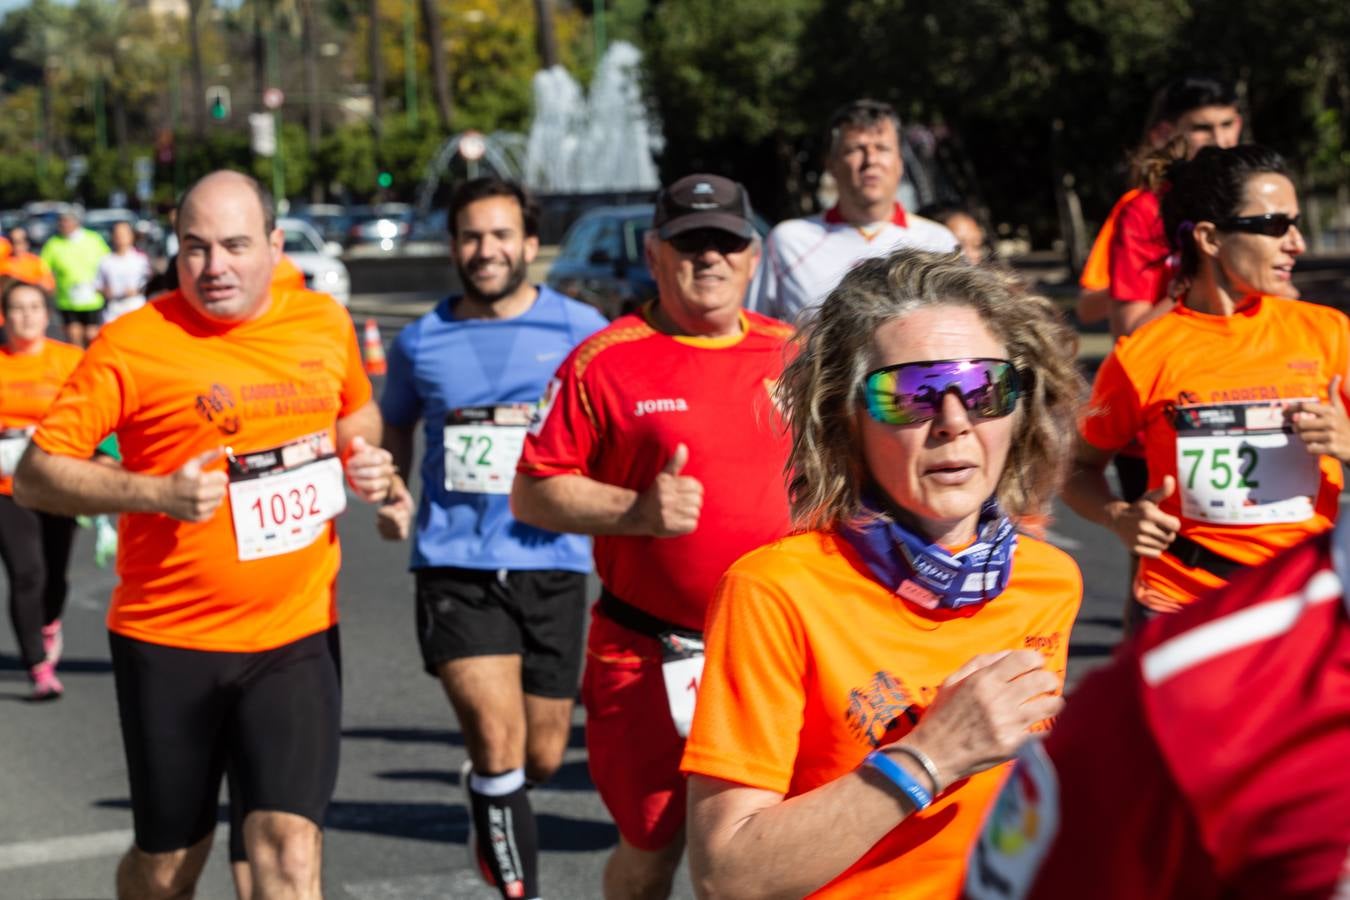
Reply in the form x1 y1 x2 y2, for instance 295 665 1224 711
668 229 752 256
863 358 1024 426
1216 213 1300 237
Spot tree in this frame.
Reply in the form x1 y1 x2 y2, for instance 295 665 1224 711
534 0 559 69
419 0 453 130
187 0 208 135
368 0 383 136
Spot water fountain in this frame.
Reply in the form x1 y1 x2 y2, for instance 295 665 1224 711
414 41 662 216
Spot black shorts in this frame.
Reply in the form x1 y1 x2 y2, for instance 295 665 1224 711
58 307 103 326
1114 453 1149 504
109 627 342 854
415 567 586 699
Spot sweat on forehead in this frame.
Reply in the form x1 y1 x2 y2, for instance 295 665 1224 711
177 171 277 237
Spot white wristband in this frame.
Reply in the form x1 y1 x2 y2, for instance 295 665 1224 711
888 743 943 795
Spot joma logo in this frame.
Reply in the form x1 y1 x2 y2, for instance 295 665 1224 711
633 398 689 417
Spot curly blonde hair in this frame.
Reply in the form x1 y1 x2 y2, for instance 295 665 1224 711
779 248 1085 532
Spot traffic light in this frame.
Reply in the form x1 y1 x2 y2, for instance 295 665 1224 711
377 171 393 189
207 86 231 121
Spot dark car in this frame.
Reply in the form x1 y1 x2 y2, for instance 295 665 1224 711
546 204 771 320
345 203 414 251
545 205 656 319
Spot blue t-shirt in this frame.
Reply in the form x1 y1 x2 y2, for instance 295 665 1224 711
381 286 607 572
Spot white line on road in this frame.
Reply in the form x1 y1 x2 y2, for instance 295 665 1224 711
0 825 226 872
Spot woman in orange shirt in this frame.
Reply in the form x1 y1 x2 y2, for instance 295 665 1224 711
681 250 1085 898
0 280 83 699
1064 145 1348 627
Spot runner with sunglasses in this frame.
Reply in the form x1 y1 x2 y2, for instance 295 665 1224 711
1064 144 1349 626
681 249 1084 898
512 174 794 899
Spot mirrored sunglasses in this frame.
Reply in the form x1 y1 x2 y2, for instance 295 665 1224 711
863 358 1024 426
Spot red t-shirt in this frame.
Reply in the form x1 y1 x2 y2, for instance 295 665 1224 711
517 306 793 630
966 523 1350 900
1109 188 1175 304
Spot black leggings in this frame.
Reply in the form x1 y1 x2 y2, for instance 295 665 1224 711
0 493 77 668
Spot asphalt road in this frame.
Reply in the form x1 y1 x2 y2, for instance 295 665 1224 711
0 289 1158 900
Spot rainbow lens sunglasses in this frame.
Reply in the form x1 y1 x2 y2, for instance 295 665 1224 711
863 358 1024 426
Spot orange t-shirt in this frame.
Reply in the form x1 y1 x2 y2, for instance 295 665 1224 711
1078 188 1143 292
0 339 83 495
273 255 305 290
681 530 1082 899
32 288 372 652
1081 295 1350 609
2 252 56 294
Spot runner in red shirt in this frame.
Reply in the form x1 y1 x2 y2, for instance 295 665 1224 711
966 513 1350 900
512 174 793 899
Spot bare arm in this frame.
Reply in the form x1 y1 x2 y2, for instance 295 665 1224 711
1108 300 1154 339
15 443 224 520
375 420 417 541
1074 289 1111 326
336 398 383 456
511 443 702 537
1061 437 1179 557
688 652 1064 900
510 471 644 536
382 420 416 485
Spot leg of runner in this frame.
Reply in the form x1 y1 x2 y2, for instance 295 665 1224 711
440 654 541 899
603 835 686 900
242 811 323 898
36 510 76 663
0 493 60 697
523 693 573 784
115 837 214 900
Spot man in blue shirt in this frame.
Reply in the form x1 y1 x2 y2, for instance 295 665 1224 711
377 177 607 900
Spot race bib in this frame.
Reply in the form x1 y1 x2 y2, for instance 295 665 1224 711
964 741 1060 900
443 405 531 494
659 632 705 738
227 432 347 561
0 427 34 477
1174 399 1319 525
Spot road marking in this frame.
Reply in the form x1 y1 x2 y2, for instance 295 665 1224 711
0 825 226 871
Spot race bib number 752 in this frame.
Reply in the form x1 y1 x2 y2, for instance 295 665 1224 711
1173 399 1319 525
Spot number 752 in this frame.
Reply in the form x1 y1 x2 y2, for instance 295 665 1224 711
1181 445 1260 491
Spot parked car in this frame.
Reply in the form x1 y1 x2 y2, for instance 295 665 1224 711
22 201 80 247
278 216 351 306
345 203 413 251
290 203 351 245
546 204 770 319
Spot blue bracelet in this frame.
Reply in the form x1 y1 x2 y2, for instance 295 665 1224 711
863 749 933 811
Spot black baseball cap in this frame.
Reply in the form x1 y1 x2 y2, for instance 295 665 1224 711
653 174 755 240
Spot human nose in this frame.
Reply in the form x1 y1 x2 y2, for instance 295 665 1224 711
930 390 973 437
1286 224 1307 255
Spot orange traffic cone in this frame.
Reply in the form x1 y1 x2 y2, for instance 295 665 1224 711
362 318 387 376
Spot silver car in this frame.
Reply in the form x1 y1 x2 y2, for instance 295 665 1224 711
278 217 351 306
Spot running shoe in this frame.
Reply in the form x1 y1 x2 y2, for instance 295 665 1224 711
41 620 63 666
29 661 63 701
461 759 497 887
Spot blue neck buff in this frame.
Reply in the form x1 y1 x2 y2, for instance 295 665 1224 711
838 493 1018 610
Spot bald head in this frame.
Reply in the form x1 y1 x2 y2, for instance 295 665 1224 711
175 169 283 324
178 170 276 239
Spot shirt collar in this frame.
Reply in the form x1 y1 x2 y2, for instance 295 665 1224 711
824 202 907 228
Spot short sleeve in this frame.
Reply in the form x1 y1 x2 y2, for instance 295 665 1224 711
1109 194 1171 304
1079 351 1142 453
517 351 601 478
337 311 372 418
380 325 422 428
680 567 808 795
33 338 135 459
